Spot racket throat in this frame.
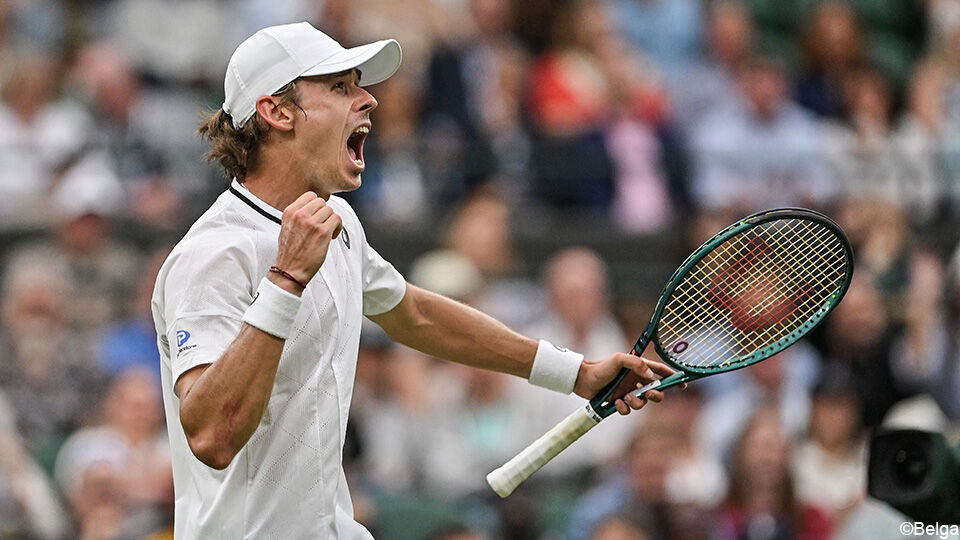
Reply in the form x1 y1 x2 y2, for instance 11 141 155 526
630 371 690 400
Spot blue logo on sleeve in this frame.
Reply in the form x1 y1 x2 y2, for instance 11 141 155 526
176 330 191 347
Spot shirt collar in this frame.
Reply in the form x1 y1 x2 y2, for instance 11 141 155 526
228 178 282 225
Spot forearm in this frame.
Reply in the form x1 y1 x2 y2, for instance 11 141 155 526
178 324 284 468
373 285 538 378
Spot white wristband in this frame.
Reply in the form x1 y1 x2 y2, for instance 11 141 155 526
242 278 302 339
528 339 583 394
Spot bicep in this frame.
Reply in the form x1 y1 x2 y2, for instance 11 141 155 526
367 282 417 337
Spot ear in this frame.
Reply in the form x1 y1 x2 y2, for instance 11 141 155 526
254 95 296 131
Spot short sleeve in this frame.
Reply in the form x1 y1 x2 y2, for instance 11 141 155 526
158 236 259 383
360 234 406 316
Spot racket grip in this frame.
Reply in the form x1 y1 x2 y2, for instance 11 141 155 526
487 404 601 497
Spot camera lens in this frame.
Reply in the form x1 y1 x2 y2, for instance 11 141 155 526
894 444 929 489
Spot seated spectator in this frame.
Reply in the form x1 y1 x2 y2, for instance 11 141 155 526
589 515 650 540
691 57 834 213
887 247 960 419
608 0 702 72
0 254 104 464
896 57 960 215
526 0 616 209
8 167 139 332
0 52 94 229
667 1 755 140
824 65 942 221
343 72 427 224
0 388 68 539
445 190 545 330
568 394 725 540
100 246 169 377
517 248 632 472
67 41 185 230
54 367 171 539
54 428 131 540
795 2 866 118
697 346 819 464
422 0 533 202
711 410 831 540
791 366 867 521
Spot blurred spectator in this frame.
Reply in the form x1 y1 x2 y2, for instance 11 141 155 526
445 190 544 330
895 59 953 222
608 0 702 72
711 410 831 540
99 246 169 377
589 516 650 540
0 253 104 465
816 269 908 427
0 388 68 539
8 176 139 332
55 367 172 539
526 0 616 209
824 64 943 221
54 430 130 540
568 394 726 540
667 1 755 140
67 41 184 230
697 347 819 463
691 57 834 213
517 248 632 472
791 366 867 521
896 54 960 211
346 0 465 82
593 21 673 232
835 198 909 295
0 52 95 229
527 248 627 357
409 250 484 302
887 248 960 419
428 523 489 540
795 2 866 118
103 0 237 86
423 0 532 202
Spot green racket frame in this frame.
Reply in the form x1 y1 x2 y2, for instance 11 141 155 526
589 207 855 418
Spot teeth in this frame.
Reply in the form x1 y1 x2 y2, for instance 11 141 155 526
353 126 369 136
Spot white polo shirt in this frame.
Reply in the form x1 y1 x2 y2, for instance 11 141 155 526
152 179 406 539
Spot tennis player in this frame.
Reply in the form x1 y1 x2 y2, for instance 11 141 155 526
152 22 671 539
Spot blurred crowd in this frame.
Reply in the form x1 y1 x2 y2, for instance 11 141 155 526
1 0 960 539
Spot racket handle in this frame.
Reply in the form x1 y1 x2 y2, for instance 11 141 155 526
487 404 601 497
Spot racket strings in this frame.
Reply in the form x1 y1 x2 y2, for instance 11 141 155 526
683 220 844 362
687 220 843 359
663 222 841 366
658 218 848 369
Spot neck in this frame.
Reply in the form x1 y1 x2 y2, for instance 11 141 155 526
242 160 329 212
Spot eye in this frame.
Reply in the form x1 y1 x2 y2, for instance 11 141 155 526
332 81 346 93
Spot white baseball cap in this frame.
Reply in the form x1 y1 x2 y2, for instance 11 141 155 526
223 22 402 128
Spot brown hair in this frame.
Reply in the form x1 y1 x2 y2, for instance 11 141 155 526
198 80 301 181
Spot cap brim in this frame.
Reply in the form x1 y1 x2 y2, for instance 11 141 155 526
300 39 402 86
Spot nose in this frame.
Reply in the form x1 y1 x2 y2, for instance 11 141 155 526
357 87 378 113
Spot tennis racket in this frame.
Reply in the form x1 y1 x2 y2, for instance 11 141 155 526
487 207 854 497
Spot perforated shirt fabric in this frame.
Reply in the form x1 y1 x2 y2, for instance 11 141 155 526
152 179 406 539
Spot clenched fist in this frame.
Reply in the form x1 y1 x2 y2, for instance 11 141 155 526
270 192 342 295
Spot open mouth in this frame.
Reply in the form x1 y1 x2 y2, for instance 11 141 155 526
346 125 368 169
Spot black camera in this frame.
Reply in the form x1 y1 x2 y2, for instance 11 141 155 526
868 428 960 524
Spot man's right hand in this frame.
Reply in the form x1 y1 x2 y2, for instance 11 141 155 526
272 192 342 294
